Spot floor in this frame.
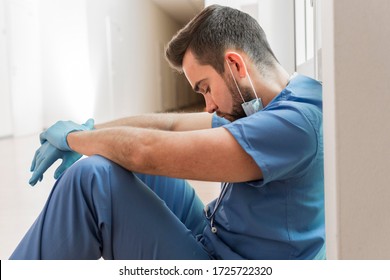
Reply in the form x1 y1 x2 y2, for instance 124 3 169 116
0 133 220 259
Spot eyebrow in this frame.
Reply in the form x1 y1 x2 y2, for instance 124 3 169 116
193 79 207 93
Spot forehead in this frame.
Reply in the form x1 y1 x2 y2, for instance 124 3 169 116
182 50 220 89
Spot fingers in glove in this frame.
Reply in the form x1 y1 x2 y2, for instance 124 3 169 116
83 118 95 130
30 149 40 172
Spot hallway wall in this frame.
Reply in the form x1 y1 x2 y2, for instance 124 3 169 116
323 0 390 259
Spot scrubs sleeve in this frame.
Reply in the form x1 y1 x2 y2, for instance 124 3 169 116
223 105 318 186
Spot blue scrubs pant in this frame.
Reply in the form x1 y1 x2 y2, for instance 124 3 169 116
10 155 211 260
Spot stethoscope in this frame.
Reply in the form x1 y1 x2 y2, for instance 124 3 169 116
204 182 231 234
204 73 299 234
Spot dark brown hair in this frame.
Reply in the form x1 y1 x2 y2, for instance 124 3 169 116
165 4 278 75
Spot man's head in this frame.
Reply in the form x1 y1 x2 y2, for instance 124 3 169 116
165 4 278 75
165 5 283 121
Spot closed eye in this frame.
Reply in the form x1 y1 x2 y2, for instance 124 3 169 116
196 86 210 96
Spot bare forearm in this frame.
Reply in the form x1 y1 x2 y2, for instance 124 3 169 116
95 112 212 131
67 127 154 174
95 114 174 130
66 112 213 178
67 126 204 179
67 122 262 182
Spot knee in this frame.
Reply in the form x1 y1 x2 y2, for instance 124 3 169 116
53 155 137 203
67 155 123 177
73 154 114 169
59 155 136 190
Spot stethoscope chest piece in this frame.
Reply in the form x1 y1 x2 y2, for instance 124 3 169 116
204 182 230 234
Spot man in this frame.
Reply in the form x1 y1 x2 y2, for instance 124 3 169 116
10 4 325 260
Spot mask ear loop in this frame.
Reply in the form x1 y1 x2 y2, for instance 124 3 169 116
225 59 260 101
246 72 260 100
226 59 245 103
239 59 260 100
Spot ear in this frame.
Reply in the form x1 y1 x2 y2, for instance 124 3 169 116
225 51 247 78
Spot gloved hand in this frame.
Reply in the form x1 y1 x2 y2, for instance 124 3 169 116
39 118 94 151
29 141 82 186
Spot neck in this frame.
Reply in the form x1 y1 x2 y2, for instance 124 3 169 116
250 64 290 107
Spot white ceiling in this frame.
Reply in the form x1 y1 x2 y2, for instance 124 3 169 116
152 0 205 24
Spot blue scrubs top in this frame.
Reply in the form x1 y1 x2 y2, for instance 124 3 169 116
199 74 325 260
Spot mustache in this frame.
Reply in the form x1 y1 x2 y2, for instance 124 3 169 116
216 102 246 121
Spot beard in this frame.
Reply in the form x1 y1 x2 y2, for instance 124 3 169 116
218 73 254 122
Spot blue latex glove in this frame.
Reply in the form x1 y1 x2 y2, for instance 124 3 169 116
29 141 82 186
40 118 94 151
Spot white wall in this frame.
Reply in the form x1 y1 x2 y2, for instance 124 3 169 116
0 0 12 137
42 0 198 125
3 0 42 136
323 0 390 259
1 0 198 133
295 0 322 80
39 0 198 126
40 0 93 126
257 0 295 74
85 0 197 123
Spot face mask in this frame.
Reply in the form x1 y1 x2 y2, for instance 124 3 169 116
241 98 263 116
226 59 263 116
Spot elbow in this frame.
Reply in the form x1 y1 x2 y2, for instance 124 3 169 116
116 135 159 174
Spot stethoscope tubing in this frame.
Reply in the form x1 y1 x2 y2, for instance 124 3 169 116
204 182 231 233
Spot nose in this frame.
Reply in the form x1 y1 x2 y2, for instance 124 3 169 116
204 94 218 114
